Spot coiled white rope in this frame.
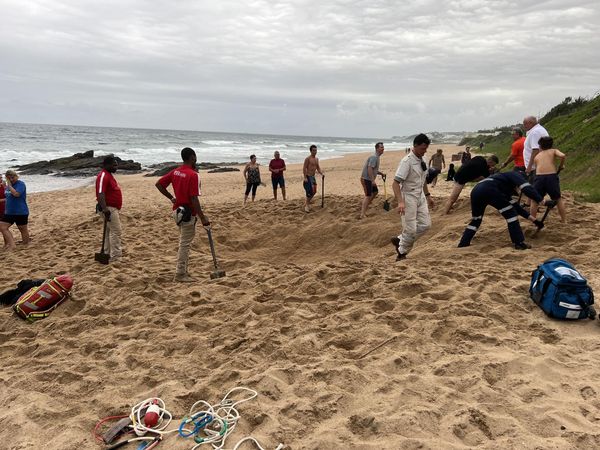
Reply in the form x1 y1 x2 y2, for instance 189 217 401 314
124 388 283 449
130 397 176 436
232 437 285 450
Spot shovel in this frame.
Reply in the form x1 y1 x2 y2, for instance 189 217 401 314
205 226 226 279
382 174 390 211
321 174 325 208
94 216 110 265
532 199 557 237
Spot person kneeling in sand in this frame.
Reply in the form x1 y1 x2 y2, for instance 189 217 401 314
390 134 434 261
359 142 386 219
458 171 543 250
444 155 499 214
155 147 210 283
303 145 324 212
530 136 566 223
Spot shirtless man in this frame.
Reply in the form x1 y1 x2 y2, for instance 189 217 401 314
530 136 567 222
303 145 324 212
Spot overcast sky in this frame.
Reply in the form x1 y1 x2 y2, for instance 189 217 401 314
1 0 598 137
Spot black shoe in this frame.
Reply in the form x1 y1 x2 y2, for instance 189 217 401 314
514 242 531 250
533 219 544 230
457 242 470 248
390 237 401 257
396 253 407 261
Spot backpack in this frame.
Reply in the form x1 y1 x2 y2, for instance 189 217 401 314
529 258 595 320
13 275 73 322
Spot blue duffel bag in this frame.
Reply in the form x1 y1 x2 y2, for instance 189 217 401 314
529 258 596 320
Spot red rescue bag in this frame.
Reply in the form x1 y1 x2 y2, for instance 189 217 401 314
13 274 73 322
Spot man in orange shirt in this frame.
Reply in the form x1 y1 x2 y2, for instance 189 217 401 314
500 128 526 172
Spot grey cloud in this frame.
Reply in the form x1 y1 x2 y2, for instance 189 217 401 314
0 0 599 136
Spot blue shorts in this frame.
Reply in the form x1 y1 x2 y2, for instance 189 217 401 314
272 176 285 189
303 176 316 198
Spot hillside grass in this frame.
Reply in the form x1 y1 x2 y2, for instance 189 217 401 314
461 95 600 202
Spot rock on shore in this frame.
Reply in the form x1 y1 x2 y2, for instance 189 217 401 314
16 151 141 177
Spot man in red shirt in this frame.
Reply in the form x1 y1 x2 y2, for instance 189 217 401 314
500 128 526 172
156 147 210 283
268 151 286 200
96 156 123 261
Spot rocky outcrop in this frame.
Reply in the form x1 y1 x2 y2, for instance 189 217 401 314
144 162 241 177
16 151 141 177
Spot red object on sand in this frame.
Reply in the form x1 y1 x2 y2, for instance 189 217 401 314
13 274 73 322
144 401 160 428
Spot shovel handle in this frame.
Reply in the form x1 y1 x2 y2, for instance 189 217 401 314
321 174 325 208
205 227 220 270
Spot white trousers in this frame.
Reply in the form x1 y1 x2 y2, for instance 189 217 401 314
103 206 123 258
397 194 431 255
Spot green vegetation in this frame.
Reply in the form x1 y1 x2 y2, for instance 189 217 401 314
460 94 600 202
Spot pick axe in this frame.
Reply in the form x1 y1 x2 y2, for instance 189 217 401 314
204 226 226 279
94 216 110 265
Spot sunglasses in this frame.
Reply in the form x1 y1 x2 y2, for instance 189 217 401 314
420 161 427 171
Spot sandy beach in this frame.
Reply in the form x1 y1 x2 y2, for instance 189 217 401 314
1 144 600 449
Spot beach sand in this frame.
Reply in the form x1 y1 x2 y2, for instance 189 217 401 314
1 145 600 449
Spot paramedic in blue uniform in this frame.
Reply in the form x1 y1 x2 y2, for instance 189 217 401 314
458 171 544 250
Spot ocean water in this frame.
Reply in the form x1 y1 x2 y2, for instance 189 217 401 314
0 122 409 193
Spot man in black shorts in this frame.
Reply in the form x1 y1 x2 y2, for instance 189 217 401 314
359 142 385 218
444 155 499 214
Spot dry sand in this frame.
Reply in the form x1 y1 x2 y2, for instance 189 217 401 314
1 145 600 449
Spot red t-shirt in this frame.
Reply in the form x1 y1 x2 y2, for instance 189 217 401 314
511 137 526 167
158 165 200 215
96 169 123 210
269 158 286 179
0 186 5 216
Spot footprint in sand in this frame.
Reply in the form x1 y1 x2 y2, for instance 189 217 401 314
580 386 597 400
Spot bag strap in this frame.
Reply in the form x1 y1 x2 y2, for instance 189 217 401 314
530 269 544 297
570 288 593 317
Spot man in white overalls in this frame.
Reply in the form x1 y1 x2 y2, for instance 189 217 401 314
391 133 434 260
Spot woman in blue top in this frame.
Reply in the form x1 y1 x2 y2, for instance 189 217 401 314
0 170 30 250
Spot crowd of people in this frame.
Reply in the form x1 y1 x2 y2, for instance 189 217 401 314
1 115 567 279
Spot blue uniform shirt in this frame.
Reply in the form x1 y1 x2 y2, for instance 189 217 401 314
5 180 29 215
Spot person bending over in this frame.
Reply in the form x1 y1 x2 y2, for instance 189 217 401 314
458 171 543 250
444 155 499 214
